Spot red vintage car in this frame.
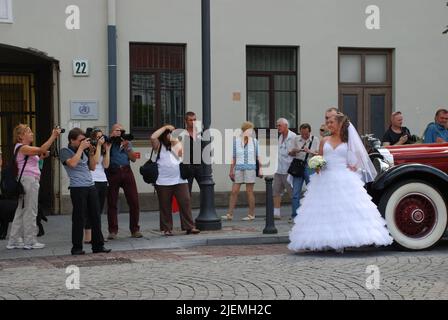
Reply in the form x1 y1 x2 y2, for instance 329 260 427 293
367 142 448 250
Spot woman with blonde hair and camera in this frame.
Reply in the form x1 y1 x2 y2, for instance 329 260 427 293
222 121 262 221
6 124 61 250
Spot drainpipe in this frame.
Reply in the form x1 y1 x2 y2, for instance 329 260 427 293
107 0 117 130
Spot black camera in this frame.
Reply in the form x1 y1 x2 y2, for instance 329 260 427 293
55 125 65 133
85 127 111 147
110 129 134 144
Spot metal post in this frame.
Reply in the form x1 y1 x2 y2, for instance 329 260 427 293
263 177 277 234
107 0 117 130
195 0 222 231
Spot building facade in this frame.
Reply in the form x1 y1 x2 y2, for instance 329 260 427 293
1 0 447 214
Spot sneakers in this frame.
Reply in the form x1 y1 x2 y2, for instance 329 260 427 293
186 228 200 235
131 231 143 238
23 242 45 250
274 215 282 220
107 233 117 240
6 243 24 250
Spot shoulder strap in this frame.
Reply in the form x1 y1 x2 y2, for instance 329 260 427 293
156 144 161 161
304 136 314 162
15 145 29 183
252 138 260 160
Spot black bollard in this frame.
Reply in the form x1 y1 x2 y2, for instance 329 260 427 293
263 177 278 234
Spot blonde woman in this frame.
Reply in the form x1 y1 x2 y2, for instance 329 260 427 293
222 121 262 221
7 124 60 250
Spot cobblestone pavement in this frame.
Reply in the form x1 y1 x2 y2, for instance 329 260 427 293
0 242 448 300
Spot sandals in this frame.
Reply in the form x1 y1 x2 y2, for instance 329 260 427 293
221 213 233 221
186 228 200 235
242 215 255 221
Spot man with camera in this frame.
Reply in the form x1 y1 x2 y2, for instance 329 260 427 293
106 124 142 239
60 128 110 255
288 123 319 222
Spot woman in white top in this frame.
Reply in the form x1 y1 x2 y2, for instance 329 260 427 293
222 121 262 221
84 129 111 244
151 125 200 236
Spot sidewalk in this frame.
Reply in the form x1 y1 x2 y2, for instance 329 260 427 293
0 206 292 260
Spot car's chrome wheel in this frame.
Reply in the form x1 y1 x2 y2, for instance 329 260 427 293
379 180 447 250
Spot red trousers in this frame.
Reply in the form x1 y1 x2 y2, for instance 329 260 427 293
106 166 140 234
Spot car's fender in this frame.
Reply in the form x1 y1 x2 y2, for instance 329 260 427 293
371 163 448 194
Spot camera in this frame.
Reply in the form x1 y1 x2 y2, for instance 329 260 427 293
85 127 111 147
55 125 65 133
110 129 134 144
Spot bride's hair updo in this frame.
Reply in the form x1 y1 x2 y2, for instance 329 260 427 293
334 112 350 142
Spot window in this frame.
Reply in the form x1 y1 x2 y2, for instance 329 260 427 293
0 0 13 23
246 47 298 130
130 43 185 138
338 48 393 138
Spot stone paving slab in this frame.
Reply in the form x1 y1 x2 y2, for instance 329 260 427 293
1 243 448 300
0 206 292 260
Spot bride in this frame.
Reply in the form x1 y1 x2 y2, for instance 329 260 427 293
288 112 393 252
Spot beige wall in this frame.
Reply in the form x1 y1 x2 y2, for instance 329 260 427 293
1 0 448 201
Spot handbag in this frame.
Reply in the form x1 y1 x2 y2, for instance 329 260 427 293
252 138 261 177
139 146 160 184
179 162 194 180
0 145 28 199
287 136 314 178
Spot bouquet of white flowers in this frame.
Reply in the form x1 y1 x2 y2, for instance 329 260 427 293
308 155 327 173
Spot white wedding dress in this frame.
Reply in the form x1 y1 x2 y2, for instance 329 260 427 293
288 141 393 252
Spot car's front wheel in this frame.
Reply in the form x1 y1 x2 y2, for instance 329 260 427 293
378 180 447 250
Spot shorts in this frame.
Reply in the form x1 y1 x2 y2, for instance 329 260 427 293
273 173 293 197
234 170 256 184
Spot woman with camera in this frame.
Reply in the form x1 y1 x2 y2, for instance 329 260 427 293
150 124 200 236
382 111 414 146
6 124 61 250
84 129 111 244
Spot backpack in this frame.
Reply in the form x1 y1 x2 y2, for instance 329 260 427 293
0 145 29 199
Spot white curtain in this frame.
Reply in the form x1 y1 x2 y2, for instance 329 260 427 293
0 0 10 20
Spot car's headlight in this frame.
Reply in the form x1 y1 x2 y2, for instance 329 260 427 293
373 158 391 174
377 148 394 166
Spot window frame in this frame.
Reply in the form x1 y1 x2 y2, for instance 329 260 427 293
129 43 186 139
338 48 393 136
338 48 392 86
246 46 298 132
0 0 13 23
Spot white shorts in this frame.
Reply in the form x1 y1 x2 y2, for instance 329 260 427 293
234 170 256 184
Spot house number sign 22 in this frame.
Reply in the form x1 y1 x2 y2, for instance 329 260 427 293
73 59 89 77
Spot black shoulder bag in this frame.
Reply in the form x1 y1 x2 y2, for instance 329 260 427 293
0 145 29 209
139 145 161 184
288 136 314 178
252 138 261 177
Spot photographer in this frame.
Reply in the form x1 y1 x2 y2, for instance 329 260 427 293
6 124 60 250
83 128 111 244
60 128 110 255
382 111 414 146
106 124 141 239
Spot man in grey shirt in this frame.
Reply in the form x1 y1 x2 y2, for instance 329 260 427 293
60 128 110 255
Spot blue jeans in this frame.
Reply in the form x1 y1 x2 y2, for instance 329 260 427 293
291 167 311 218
